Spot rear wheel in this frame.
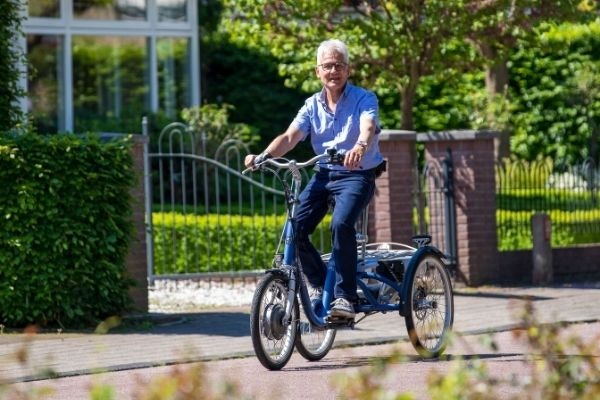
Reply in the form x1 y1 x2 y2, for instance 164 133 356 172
295 302 336 361
250 273 298 370
405 254 454 358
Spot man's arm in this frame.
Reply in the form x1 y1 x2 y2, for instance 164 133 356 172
244 124 304 168
344 115 377 170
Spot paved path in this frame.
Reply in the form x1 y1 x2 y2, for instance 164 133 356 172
1 283 599 383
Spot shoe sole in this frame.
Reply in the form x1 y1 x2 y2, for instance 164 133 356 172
330 309 355 319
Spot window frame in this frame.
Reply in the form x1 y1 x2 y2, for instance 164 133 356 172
22 0 199 132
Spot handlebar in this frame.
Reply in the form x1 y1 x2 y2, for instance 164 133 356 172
242 148 344 175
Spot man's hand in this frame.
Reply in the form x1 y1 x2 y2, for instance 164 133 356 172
245 152 272 169
244 154 258 169
344 144 365 170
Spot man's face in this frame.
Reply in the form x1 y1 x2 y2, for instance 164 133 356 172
315 50 349 92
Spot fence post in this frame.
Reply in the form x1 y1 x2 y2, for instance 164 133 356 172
442 149 457 267
532 212 553 284
127 133 150 312
143 116 155 287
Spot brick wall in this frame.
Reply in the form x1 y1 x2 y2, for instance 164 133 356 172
419 131 500 285
373 131 416 244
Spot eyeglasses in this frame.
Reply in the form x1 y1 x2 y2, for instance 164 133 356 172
317 62 347 72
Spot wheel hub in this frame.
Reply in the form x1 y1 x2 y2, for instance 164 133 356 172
262 304 287 340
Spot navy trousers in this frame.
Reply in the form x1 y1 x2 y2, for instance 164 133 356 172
295 168 376 301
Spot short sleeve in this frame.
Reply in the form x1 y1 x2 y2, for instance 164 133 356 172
359 92 381 133
291 102 312 140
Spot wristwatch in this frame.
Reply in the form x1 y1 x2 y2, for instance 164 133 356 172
356 140 368 150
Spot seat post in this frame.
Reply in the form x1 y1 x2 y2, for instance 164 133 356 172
355 205 369 259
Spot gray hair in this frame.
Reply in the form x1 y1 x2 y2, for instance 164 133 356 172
316 39 349 65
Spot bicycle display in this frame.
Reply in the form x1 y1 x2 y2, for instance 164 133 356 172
243 149 454 370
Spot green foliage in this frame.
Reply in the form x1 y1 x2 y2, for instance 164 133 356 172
0 0 25 130
0 132 135 327
509 20 600 163
497 209 600 250
199 24 309 155
152 212 332 275
220 0 477 130
413 70 485 132
496 157 600 250
181 103 259 154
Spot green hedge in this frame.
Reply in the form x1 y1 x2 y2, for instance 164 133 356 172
0 133 135 327
498 209 600 250
153 212 332 275
153 205 599 273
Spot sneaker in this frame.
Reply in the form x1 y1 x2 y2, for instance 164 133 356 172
309 286 323 303
330 298 355 319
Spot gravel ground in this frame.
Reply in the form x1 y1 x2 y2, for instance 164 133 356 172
149 278 257 312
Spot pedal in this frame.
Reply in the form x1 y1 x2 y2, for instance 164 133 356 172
325 315 355 328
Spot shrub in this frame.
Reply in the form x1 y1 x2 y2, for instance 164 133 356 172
497 209 600 250
152 212 333 274
0 133 135 327
0 0 25 130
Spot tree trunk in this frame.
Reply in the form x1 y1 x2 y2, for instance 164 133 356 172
400 82 416 131
485 59 509 97
476 41 509 97
589 118 599 162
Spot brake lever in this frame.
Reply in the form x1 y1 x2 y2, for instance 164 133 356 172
326 148 345 166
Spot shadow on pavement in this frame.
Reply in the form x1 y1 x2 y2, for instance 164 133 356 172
122 311 251 337
454 291 552 301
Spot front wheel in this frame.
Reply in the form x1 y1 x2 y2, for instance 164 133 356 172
405 254 454 358
250 272 298 370
295 302 336 361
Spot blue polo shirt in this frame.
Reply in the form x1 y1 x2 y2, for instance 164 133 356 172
292 83 384 170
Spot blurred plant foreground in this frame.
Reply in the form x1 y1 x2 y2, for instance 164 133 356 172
0 301 598 399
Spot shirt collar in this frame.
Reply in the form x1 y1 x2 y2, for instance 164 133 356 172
317 83 350 108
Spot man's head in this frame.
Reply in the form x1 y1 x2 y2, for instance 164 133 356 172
315 39 350 93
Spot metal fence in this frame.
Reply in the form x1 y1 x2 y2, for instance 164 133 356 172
413 149 457 265
145 121 329 282
496 157 600 250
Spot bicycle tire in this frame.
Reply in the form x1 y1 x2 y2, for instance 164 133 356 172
295 301 336 361
250 272 298 370
404 254 454 358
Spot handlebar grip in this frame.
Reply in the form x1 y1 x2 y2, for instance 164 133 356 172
326 148 344 165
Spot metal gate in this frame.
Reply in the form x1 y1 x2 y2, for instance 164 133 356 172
143 119 324 283
414 149 457 267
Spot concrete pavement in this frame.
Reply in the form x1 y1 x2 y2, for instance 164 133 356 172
1 282 599 383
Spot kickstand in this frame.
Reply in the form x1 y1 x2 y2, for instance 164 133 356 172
354 311 376 325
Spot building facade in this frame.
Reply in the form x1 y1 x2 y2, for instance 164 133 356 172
21 0 200 134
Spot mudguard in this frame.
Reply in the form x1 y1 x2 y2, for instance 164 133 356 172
398 246 447 317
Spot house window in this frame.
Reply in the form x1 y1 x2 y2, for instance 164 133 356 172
27 34 65 133
157 37 190 118
28 0 60 18
158 0 187 22
73 35 149 133
73 0 147 21
22 0 199 134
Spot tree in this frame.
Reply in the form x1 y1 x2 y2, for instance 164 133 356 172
0 0 25 130
223 0 473 130
220 1 592 133
509 20 600 163
465 0 587 99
